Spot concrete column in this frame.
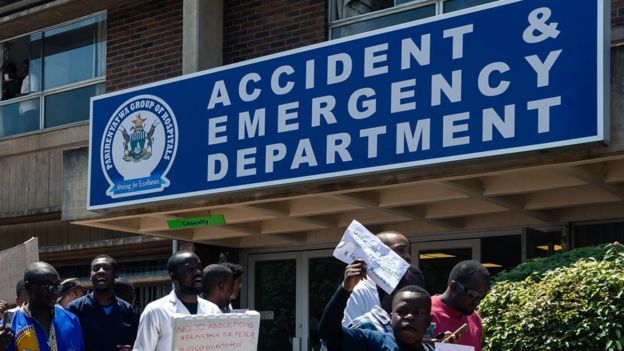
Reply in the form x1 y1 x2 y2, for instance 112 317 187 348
183 0 223 74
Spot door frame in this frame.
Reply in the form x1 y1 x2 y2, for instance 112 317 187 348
412 239 481 266
246 249 337 351
247 251 304 351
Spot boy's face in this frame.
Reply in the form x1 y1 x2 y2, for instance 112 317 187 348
391 291 431 347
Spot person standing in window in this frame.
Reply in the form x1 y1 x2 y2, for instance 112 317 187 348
1 63 19 100
335 0 393 19
17 59 39 133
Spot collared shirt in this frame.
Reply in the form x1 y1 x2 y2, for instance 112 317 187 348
66 292 138 351
132 291 221 351
348 305 393 333
342 278 380 326
431 295 483 351
7 304 84 351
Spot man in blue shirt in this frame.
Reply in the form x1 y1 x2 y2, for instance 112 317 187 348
67 255 137 351
319 260 434 351
0 261 84 351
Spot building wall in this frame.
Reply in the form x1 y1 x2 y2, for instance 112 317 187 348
0 0 183 251
223 0 327 64
106 0 183 92
614 0 624 26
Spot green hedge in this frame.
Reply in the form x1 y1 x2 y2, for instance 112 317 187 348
480 243 624 351
494 244 616 283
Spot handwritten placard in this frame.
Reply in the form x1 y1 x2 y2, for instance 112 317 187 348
333 220 409 294
172 311 260 351
435 343 475 351
0 237 39 304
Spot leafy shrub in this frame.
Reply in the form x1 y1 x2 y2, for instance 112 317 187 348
481 243 624 351
494 244 617 283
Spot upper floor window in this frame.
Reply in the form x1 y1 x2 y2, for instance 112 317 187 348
330 0 497 39
0 13 106 138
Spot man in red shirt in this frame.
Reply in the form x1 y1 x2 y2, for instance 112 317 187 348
431 260 490 351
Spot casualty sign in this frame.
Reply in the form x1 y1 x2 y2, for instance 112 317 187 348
88 0 609 209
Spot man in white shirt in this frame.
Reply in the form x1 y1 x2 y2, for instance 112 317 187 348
133 251 220 351
341 231 412 326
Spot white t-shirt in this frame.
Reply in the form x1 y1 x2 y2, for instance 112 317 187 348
342 277 380 327
19 74 39 114
133 291 221 351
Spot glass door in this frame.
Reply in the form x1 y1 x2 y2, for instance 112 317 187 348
303 251 347 351
247 250 347 351
413 239 480 294
248 253 301 351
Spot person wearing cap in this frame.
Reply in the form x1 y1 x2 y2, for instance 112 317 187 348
57 278 87 308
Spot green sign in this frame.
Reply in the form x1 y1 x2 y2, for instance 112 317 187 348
167 215 226 229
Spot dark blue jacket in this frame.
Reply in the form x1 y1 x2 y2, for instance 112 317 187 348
67 292 138 350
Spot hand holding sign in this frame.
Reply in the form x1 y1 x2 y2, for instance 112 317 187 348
333 220 409 294
343 260 367 292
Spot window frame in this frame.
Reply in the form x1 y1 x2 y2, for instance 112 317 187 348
328 0 494 39
0 11 106 139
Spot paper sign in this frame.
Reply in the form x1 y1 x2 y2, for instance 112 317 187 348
435 343 475 351
173 311 260 351
333 220 409 294
0 238 39 303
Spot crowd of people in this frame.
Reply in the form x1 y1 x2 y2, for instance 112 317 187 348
0 231 489 351
318 231 490 351
0 251 243 351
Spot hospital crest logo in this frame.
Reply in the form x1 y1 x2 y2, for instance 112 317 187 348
100 95 178 198
120 114 157 162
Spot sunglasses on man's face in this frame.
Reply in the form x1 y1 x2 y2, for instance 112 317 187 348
33 283 61 294
456 281 484 300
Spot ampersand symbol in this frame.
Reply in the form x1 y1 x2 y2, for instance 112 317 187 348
523 7 560 44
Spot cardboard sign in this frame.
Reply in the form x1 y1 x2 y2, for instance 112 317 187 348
435 343 475 351
333 220 409 294
172 311 260 351
0 238 39 303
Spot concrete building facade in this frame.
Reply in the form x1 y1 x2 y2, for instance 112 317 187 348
0 1 623 350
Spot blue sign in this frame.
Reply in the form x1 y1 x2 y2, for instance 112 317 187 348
88 0 609 209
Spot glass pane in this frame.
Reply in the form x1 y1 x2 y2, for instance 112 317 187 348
27 32 43 93
331 5 436 38
443 0 497 13
526 228 563 259
573 222 624 248
481 235 521 276
308 257 346 351
43 14 106 90
418 247 472 295
255 259 297 351
0 98 40 137
44 83 104 128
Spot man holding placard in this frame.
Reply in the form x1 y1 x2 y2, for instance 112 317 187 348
338 223 412 327
133 251 220 351
319 260 434 351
